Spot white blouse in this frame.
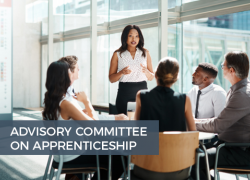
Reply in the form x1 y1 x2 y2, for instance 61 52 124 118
53 96 80 163
117 48 147 82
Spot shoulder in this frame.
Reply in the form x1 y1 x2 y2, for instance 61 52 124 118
60 100 78 111
140 89 150 95
232 89 250 100
111 51 119 62
138 48 149 56
245 81 250 97
185 95 190 104
141 87 162 97
238 81 250 96
174 92 186 99
212 84 227 96
60 99 72 108
212 84 226 92
172 91 186 105
114 48 120 53
228 90 250 107
145 49 150 56
114 49 128 59
138 89 151 103
189 86 197 92
113 51 119 57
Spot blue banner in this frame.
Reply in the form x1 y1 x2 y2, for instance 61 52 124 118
0 120 159 155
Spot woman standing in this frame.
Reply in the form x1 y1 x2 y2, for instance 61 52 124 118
109 25 154 115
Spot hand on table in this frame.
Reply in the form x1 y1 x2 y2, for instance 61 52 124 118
115 114 129 120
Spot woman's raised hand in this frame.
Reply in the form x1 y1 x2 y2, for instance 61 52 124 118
121 66 132 75
73 91 89 104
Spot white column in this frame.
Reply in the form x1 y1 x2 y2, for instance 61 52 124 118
158 0 168 59
90 0 97 104
48 0 53 64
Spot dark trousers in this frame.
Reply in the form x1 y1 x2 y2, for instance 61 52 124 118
191 141 250 180
64 155 126 180
116 81 147 115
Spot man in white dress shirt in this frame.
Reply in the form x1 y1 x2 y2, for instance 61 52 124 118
59 56 128 120
187 62 226 119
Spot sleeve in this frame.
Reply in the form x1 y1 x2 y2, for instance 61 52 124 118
196 92 250 133
98 114 115 120
213 90 227 117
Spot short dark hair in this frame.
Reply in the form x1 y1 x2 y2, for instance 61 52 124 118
58 55 78 73
156 57 179 86
198 62 218 78
225 51 249 79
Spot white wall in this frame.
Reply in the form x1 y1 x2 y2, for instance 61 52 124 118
13 0 41 108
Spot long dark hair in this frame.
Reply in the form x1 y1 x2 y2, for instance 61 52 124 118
115 25 146 57
42 61 71 120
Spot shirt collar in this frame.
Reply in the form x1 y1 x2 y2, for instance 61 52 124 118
136 47 139 54
67 85 74 97
200 83 214 94
230 78 248 92
126 47 140 54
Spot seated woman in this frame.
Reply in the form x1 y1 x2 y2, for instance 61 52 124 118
133 57 196 180
42 61 124 180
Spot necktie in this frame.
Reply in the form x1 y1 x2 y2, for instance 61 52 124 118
195 90 202 118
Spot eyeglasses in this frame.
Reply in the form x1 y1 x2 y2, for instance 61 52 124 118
221 63 231 70
221 64 226 69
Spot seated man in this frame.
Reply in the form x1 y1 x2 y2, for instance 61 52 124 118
188 62 226 119
58 55 128 120
192 51 250 180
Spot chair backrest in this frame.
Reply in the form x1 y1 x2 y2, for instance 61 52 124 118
131 131 199 173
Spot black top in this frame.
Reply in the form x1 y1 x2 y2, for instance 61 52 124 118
140 86 186 132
